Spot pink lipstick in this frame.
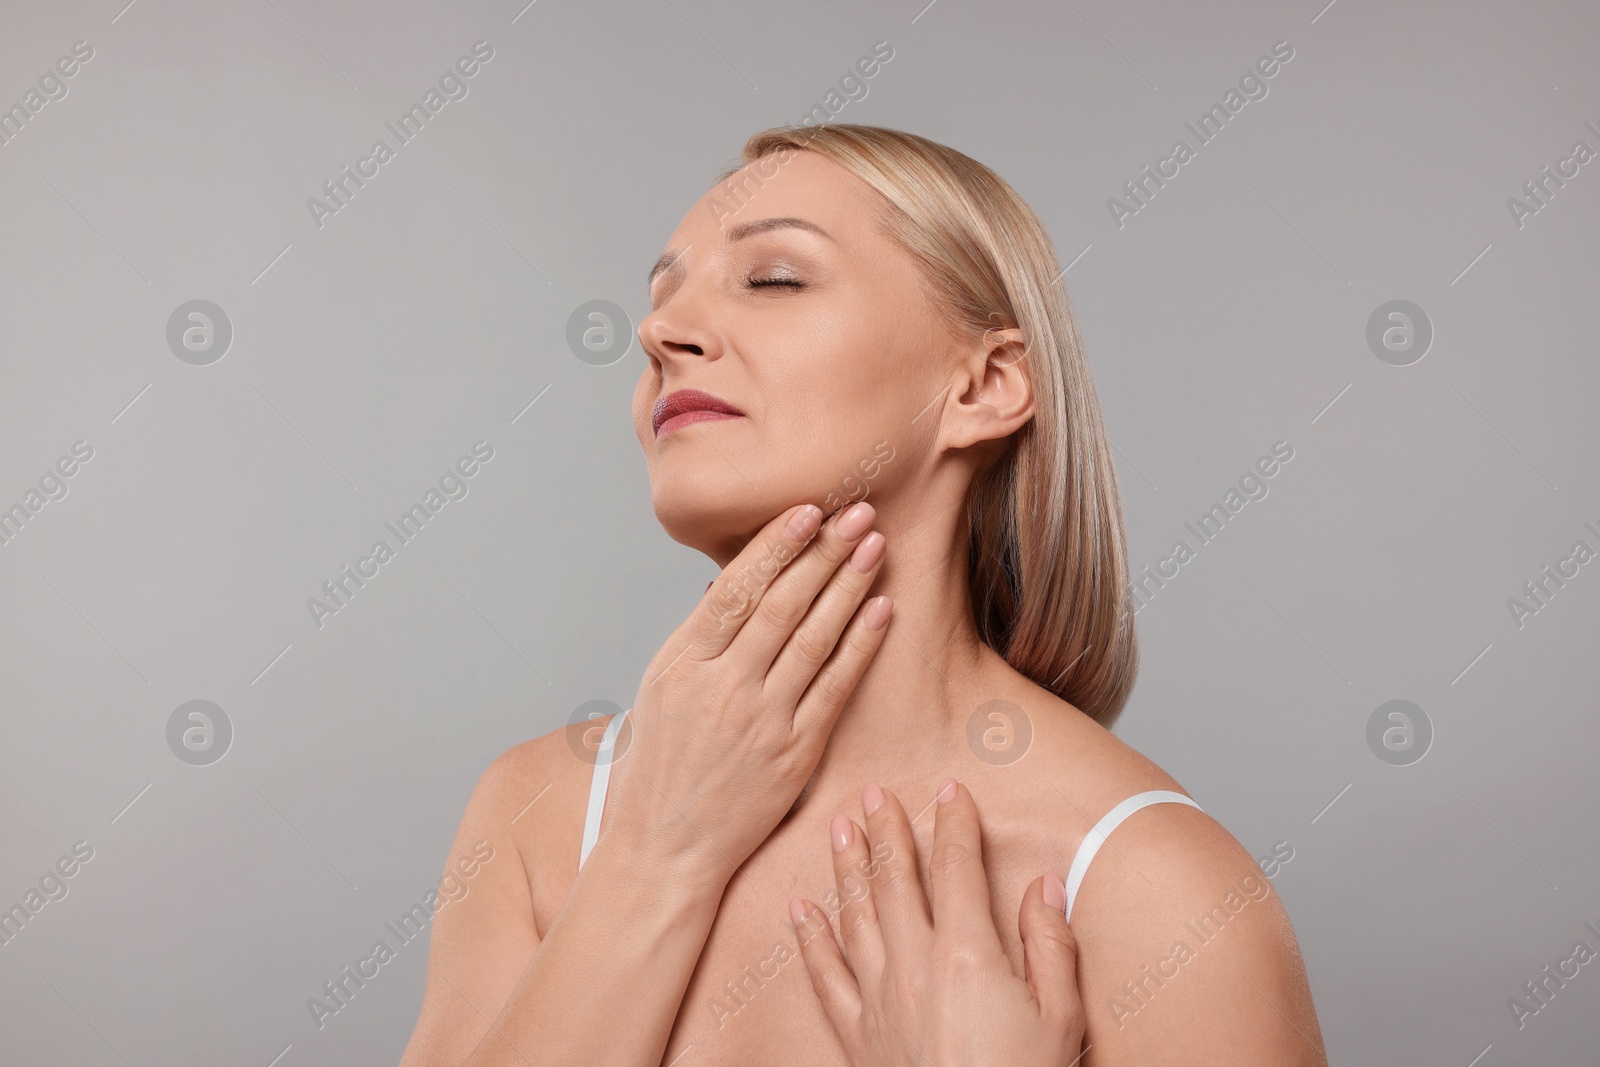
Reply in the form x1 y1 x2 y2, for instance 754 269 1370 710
652 389 745 437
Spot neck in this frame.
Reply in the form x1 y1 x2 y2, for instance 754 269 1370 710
807 485 1006 788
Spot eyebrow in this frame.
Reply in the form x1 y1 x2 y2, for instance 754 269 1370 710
647 216 835 285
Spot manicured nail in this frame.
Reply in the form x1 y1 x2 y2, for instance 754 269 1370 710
787 504 823 541
863 595 892 631
936 777 957 804
849 531 885 573
1043 871 1066 911
835 501 876 540
789 897 808 927
862 782 885 817
830 813 851 853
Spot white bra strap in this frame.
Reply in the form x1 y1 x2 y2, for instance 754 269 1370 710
578 709 630 870
1063 790 1202 922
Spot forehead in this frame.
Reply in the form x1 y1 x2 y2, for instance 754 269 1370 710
667 149 883 250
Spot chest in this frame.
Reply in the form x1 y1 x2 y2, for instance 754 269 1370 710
526 788 1073 1065
663 809 1055 1066
665 835 837 1065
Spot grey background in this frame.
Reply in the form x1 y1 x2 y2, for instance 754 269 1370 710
1 0 1596 1063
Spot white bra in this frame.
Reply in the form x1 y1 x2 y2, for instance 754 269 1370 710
577 708 1202 922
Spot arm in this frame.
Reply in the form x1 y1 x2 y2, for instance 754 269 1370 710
398 740 731 1067
461 809 729 1067
402 499 892 1064
1071 804 1327 1065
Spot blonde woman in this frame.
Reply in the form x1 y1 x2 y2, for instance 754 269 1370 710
401 124 1326 1066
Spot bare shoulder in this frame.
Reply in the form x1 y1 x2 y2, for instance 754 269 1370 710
1009 686 1326 1065
397 719 602 1066
481 718 611 930
995 678 1190 836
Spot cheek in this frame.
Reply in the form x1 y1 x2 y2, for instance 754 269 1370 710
779 326 924 463
776 401 896 502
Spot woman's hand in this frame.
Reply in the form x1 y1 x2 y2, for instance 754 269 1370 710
598 501 892 893
790 779 1087 1067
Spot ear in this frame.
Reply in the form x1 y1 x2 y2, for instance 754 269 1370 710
940 326 1035 454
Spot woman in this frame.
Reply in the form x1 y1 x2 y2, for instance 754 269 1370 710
400 124 1326 1066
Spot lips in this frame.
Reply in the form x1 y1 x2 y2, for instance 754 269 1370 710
651 389 745 436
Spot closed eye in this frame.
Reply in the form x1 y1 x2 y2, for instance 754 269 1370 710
745 275 806 290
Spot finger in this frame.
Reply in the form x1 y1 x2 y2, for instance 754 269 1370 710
927 779 1004 954
829 813 886 987
682 502 825 660
724 501 879 678
1019 872 1081 1030
790 897 864 1031
790 595 892 740
763 527 886 709
857 784 933 961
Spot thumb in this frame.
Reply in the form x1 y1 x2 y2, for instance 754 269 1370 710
1019 872 1082 1029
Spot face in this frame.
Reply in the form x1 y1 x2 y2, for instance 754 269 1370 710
633 150 967 564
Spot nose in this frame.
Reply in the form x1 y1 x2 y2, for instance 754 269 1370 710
639 296 722 368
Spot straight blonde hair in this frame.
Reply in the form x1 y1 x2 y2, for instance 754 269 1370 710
717 124 1137 727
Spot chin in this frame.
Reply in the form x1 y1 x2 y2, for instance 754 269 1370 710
649 471 782 562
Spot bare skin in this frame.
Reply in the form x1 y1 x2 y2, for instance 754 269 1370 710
400 149 1327 1066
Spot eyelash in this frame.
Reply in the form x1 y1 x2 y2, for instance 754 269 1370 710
745 274 805 290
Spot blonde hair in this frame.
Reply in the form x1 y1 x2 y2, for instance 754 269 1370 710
717 123 1137 727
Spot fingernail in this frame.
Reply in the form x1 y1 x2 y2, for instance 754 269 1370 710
787 504 823 541
789 897 808 927
862 782 885 817
936 777 957 804
830 813 851 853
863 595 892 631
835 501 875 540
848 531 885 573
1043 871 1066 911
